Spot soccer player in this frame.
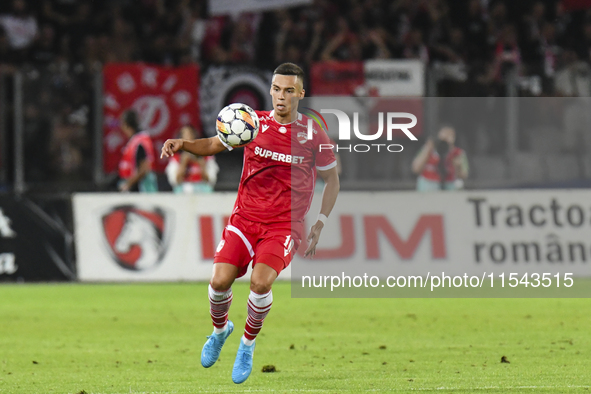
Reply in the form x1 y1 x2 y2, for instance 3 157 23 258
160 63 339 384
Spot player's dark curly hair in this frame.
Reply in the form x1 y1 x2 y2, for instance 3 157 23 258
122 109 140 133
274 63 304 84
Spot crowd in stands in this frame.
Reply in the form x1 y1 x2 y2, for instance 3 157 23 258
1 0 591 96
2 0 591 189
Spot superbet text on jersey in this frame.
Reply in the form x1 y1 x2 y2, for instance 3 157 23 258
220 110 336 224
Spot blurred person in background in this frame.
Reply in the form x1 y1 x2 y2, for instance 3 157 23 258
412 125 468 191
0 26 18 73
227 13 258 64
165 125 219 193
177 2 207 64
402 28 429 63
117 110 158 193
320 16 362 61
479 25 521 86
106 14 138 63
28 24 57 65
366 28 394 60
486 2 508 45
50 118 82 177
463 0 487 63
0 0 38 62
24 103 51 181
555 49 590 97
575 21 591 64
431 27 467 65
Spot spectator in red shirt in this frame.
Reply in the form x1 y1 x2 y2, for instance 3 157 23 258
165 125 219 193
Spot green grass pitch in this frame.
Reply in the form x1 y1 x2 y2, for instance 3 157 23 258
0 282 589 393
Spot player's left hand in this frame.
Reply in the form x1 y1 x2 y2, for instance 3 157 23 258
304 221 324 258
160 139 184 159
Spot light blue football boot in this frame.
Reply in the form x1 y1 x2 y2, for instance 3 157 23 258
201 321 234 368
232 339 256 384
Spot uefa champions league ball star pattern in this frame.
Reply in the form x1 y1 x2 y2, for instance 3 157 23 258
216 103 260 147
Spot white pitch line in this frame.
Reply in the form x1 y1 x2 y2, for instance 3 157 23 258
88 385 591 394
193 385 591 393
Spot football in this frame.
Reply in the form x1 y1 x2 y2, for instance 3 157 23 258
216 103 260 147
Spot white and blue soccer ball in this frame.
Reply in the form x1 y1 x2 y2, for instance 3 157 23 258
216 103 260 147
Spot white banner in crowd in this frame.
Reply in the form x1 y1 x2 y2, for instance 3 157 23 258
74 190 591 282
364 60 424 97
208 0 312 15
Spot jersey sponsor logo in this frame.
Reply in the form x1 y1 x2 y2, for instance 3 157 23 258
101 206 172 271
279 126 287 134
254 146 304 164
216 240 225 253
262 124 270 132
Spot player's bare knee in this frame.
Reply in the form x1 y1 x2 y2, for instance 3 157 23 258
210 276 233 291
210 262 238 290
249 277 272 294
250 282 272 294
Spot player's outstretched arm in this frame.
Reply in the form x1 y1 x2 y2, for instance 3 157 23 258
305 166 340 257
160 136 226 159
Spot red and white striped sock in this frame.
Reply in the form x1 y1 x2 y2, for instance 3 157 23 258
243 290 273 345
208 284 233 334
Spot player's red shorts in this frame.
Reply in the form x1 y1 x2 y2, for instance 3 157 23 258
213 214 303 278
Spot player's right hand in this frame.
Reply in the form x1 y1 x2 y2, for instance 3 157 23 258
160 139 183 158
304 220 324 258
